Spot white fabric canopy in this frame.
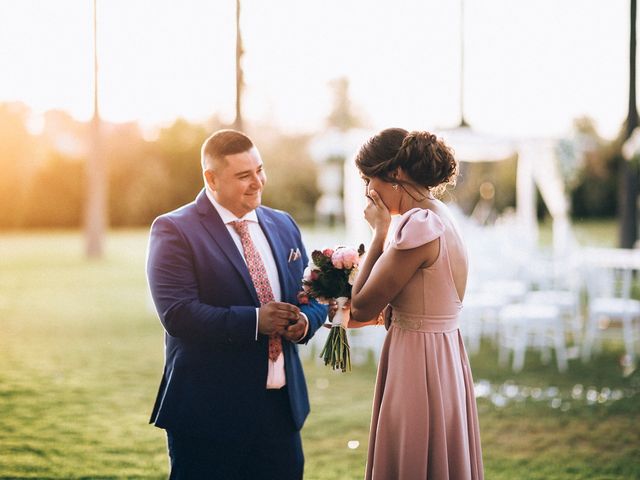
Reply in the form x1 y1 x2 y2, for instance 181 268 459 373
311 127 574 256
434 126 516 163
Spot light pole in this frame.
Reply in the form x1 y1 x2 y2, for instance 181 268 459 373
459 0 469 127
85 0 106 258
619 0 639 248
233 0 244 131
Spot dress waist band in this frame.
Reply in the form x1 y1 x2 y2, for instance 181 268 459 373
391 310 459 333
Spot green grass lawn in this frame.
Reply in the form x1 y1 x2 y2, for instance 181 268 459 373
0 227 639 479
539 217 619 248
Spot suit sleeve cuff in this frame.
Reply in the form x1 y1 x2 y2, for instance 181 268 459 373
255 308 259 341
226 306 261 343
294 313 310 343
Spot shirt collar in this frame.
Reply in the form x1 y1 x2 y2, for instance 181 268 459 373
205 188 259 224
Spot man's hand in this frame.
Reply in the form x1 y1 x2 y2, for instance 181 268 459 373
258 302 300 336
282 313 307 342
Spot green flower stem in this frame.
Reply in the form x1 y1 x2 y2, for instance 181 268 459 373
319 325 351 372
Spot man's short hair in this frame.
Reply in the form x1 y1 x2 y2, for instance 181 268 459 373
201 129 254 170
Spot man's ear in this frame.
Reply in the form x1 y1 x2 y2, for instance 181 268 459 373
204 169 217 191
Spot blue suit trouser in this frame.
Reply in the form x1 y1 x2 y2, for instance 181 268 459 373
166 386 304 480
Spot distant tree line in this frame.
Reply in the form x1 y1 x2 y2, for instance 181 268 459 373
0 102 622 230
0 102 320 229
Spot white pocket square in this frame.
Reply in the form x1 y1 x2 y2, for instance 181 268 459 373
288 248 301 262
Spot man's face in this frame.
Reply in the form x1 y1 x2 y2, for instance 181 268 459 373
206 147 267 218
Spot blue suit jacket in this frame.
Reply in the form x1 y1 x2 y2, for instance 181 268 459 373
146 190 326 439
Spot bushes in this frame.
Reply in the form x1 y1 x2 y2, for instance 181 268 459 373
22 154 85 228
0 106 320 229
0 103 622 229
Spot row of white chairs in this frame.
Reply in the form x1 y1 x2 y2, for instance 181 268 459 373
299 246 640 373
461 247 640 372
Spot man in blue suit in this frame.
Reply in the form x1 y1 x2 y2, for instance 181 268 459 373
146 129 327 479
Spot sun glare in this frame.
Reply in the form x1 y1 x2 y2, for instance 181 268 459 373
0 0 631 138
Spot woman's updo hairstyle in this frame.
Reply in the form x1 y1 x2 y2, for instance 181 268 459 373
355 128 458 195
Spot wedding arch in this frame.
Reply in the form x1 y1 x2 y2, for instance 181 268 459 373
309 126 574 257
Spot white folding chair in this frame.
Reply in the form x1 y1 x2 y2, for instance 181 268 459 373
348 327 387 365
499 303 568 372
581 263 640 362
460 291 511 353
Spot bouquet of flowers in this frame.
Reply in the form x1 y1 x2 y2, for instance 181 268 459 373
298 244 365 372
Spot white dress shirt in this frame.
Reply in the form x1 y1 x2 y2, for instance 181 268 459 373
206 190 298 388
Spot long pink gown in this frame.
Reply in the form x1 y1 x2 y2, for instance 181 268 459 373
365 208 484 480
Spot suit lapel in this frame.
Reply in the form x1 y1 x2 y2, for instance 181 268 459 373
196 190 259 305
257 208 289 297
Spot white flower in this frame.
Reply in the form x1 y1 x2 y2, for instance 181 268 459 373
303 266 313 282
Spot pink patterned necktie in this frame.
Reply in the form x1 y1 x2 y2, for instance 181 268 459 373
231 220 282 361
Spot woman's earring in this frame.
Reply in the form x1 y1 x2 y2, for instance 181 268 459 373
392 184 399 191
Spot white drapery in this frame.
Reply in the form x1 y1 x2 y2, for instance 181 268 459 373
311 127 574 256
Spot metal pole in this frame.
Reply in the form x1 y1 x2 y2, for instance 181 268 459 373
619 0 639 248
85 0 106 258
233 0 244 131
459 0 468 127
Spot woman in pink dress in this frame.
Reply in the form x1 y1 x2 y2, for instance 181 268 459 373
350 128 483 479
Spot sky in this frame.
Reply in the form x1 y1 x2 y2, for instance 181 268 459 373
0 0 631 139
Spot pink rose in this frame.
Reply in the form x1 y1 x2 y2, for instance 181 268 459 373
331 247 360 270
331 250 343 269
322 248 334 258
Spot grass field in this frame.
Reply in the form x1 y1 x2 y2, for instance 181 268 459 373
0 225 639 479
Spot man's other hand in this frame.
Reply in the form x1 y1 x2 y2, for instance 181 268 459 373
258 302 300 336
282 314 307 342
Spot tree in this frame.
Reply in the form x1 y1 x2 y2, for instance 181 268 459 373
569 118 618 219
154 118 209 208
256 132 320 224
23 153 84 228
326 77 364 132
0 103 36 228
106 123 173 226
